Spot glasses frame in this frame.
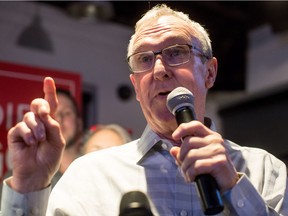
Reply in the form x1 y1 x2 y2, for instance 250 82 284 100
127 44 210 73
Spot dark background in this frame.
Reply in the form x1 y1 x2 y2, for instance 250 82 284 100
42 1 288 92
40 1 288 162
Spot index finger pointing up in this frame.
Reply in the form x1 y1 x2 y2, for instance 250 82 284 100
43 77 58 116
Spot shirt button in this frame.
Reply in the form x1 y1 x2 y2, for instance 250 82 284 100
161 143 168 150
160 164 168 173
180 210 188 216
237 199 245 208
15 208 23 216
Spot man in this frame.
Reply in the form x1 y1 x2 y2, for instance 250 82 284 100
1 4 287 215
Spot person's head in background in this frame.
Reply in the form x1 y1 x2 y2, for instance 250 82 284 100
54 89 83 172
55 89 83 147
82 124 132 154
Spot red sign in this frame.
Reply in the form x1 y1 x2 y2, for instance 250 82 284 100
0 61 82 179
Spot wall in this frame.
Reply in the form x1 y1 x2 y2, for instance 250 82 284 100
0 2 146 139
247 24 288 93
216 24 288 159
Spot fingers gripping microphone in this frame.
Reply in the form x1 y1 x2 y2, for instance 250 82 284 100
119 191 153 216
167 87 224 215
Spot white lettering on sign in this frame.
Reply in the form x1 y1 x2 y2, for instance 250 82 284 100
17 103 30 124
6 103 13 129
0 103 30 130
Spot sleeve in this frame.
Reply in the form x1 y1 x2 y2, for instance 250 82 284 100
223 174 268 215
0 178 51 216
223 173 288 216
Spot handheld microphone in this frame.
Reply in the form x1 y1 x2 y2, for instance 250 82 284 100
119 191 153 216
167 87 224 215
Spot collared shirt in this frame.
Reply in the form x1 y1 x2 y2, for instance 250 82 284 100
1 124 288 216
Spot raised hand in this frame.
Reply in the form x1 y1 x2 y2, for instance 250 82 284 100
7 77 66 193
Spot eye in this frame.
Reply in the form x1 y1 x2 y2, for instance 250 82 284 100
138 53 153 63
166 46 187 58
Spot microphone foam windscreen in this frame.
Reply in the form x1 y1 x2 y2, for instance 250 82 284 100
166 87 194 115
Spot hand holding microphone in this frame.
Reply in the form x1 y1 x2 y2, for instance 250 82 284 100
167 87 224 215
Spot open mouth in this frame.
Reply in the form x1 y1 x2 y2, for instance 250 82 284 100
158 91 171 96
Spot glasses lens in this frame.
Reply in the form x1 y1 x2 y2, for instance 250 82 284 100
163 45 191 66
129 51 154 73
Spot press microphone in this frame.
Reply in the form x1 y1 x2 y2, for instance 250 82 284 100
119 191 153 216
167 87 224 215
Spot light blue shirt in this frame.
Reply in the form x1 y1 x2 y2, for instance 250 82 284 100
1 124 288 215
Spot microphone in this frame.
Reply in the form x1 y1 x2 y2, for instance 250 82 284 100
119 191 153 216
167 87 224 215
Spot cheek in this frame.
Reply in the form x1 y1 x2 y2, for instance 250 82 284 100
178 69 205 92
177 67 207 103
191 65 207 91
63 118 78 132
131 73 150 102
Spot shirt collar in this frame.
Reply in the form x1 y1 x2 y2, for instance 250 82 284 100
135 117 217 162
136 124 161 158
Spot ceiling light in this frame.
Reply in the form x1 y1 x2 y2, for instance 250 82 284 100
17 12 53 52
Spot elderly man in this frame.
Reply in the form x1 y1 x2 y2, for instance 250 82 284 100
1 4 287 216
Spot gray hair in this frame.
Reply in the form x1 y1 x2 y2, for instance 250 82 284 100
127 4 213 59
102 124 132 143
84 124 132 145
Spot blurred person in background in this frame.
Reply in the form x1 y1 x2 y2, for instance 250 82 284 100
51 89 84 185
55 89 83 171
82 124 132 154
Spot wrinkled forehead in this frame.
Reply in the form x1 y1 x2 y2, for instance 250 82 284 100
130 15 200 54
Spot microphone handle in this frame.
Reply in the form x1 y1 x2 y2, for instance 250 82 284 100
175 108 224 215
196 174 223 215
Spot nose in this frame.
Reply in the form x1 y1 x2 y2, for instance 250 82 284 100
153 57 172 81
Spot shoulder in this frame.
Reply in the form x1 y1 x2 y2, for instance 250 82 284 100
225 139 286 171
71 139 140 167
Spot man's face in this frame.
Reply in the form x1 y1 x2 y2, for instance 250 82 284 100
55 93 80 146
129 16 217 139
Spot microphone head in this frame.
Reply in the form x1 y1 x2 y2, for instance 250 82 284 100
166 87 194 115
119 191 153 216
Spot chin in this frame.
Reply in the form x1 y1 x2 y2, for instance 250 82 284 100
157 113 176 126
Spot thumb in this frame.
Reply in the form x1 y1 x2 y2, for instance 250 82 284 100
170 146 181 165
43 77 58 117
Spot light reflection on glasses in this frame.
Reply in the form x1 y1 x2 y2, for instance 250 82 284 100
127 44 209 73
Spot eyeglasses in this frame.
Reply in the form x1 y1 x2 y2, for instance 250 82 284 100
127 44 209 73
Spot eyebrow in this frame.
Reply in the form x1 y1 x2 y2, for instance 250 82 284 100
132 37 190 54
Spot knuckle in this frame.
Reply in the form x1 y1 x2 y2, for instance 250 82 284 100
7 126 16 138
215 156 227 167
23 112 33 121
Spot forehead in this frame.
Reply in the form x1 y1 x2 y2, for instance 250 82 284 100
57 94 75 110
132 15 195 52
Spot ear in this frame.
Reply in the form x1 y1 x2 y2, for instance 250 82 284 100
129 74 140 101
205 57 218 89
